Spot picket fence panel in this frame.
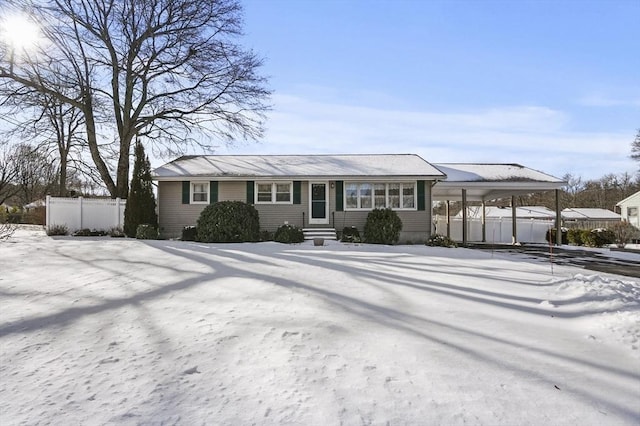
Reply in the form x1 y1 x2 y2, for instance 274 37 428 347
46 196 126 232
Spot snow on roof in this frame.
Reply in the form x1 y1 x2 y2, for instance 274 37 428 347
433 163 563 183
152 154 445 179
561 208 621 220
460 206 557 219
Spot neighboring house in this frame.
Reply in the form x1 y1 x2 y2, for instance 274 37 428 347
152 154 445 242
561 208 621 229
616 191 640 228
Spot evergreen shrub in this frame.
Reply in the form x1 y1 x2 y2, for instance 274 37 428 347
259 230 274 242
273 224 304 244
196 201 260 243
182 226 198 241
136 224 158 240
545 228 568 245
363 208 403 245
124 142 158 237
567 228 583 246
426 234 457 248
340 226 361 243
582 228 615 248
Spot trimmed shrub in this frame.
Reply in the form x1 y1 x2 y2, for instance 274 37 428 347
341 226 361 243
182 226 198 241
196 201 260 243
47 224 69 236
426 234 457 248
545 227 568 245
273 224 304 244
582 228 615 248
259 230 274 242
136 224 158 240
567 228 584 246
363 208 403 245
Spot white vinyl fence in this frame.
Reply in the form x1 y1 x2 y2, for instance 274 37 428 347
46 196 126 233
434 216 554 244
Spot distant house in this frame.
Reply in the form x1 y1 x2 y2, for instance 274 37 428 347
561 208 621 228
616 191 640 228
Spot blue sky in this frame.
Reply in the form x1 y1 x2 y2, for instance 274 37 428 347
215 0 640 180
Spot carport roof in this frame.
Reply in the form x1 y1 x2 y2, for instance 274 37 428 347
432 163 566 201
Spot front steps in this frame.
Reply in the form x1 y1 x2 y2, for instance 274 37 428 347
302 228 337 241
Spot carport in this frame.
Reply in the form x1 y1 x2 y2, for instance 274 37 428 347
432 163 566 246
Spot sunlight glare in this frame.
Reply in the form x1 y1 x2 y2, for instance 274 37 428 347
1 14 42 51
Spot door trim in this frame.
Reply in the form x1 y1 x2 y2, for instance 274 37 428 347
308 181 329 225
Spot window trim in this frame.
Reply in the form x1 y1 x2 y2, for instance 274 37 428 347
344 181 417 211
190 181 209 204
254 181 293 204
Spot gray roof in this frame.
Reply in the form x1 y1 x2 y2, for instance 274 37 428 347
152 154 445 180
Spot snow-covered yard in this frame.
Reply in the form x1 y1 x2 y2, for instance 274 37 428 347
1 226 639 425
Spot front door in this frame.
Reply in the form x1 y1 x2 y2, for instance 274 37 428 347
309 182 329 225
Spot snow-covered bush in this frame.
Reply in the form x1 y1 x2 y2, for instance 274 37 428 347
182 226 197 241
582 228 615 248
196 201 260 243
109 227 126 238
426 234 457 248
340 226 361 243
273 224 304 244
135 224 158 240
364 208 402 245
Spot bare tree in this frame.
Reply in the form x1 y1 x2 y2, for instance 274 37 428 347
0 144 20 205
13 144 58 205
0 0 270 198
2 89 86 197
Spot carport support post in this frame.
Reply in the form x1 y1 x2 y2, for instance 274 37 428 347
445 200 451 238
462 189 468 246
481 200 486 243
511 196 517 245
555 189 562 246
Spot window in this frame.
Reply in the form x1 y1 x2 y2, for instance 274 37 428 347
359 183 372 209
344 182 416 210
346 183 358 209
191 182 209 204
629 207 638 218
255 182 292 204
402 185 415 209
374 184 386 208
388 184 400 209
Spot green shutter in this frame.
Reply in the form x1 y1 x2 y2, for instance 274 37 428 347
246 181 254 204
335 180 344 211
182 181 190 204
417 180 426 211
293 181 301 204
209 181 218 204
